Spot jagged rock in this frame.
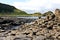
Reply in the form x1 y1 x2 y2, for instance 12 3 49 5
1 9 60 40
14 9 60 40
55 9 60 17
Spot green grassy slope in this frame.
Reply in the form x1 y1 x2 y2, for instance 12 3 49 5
0 3 42 16
0 3 28 16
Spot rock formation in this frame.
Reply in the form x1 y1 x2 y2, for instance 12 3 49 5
55 9 60 18
0 9 60 40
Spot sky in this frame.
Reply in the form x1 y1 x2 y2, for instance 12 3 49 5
0 0 60 14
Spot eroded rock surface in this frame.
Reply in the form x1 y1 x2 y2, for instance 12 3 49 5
1 9 60 40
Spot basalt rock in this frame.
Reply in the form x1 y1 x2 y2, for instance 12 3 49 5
55 9 60 17
1 9 60 40
13 9 60 40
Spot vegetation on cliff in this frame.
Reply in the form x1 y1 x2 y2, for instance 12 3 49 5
0 3 28 16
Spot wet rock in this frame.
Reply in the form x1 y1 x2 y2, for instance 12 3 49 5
10 22 20 26
1 24 11 30
0 19 14 24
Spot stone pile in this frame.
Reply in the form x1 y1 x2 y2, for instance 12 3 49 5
1 9 60 40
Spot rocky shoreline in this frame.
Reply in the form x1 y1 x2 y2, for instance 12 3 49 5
0 17 36 30
0 9 60 40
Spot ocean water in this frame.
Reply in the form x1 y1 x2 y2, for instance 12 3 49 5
17 16 38 19
9 16 39 30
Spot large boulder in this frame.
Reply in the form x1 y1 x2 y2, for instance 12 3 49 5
55 9 60 18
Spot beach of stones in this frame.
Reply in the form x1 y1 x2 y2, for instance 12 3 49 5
0 9 60 40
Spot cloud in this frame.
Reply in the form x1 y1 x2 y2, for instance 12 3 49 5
13 0 60 13
51 0 60 4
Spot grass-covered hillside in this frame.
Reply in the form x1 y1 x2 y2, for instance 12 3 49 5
0 3 53 17
0 3 29 16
